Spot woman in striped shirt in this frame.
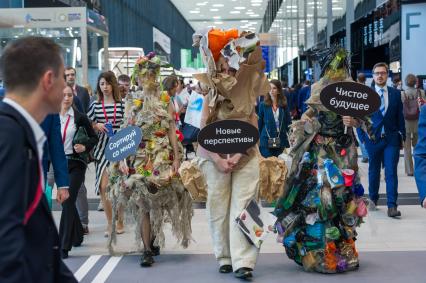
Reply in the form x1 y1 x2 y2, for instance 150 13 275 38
87 71 125 236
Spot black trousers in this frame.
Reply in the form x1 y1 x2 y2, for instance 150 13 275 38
59 159 86 251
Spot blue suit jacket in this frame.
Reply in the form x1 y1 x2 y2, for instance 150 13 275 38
258 102 291 148
298 85 311 114
0 102 76 283
414 105 426 204
73 95 84 114
40 114 69 188
357 86 406 146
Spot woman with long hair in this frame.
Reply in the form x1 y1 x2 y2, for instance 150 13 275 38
59 84 98 258
258 79 291 158
87 71 125 236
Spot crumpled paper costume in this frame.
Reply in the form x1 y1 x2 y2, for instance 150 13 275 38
273 47 368 273
259 157 288 203
191 28 278 272
107 52 193 254
178 158 208 202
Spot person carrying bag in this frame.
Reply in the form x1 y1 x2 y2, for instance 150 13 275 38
402 74 426 176
258 80 291 158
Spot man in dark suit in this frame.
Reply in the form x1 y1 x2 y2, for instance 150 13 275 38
0 37 77 282
357 62 406 218
414 104 426 208
64 67 90 233
64 67 90 113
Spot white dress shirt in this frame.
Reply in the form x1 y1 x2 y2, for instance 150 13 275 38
375 85 389 113
60 107 76 155
272 107 280 131
3 97 46 189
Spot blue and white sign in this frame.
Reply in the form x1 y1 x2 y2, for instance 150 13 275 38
105 126 142 162
184 91 204 129
402 2 426 87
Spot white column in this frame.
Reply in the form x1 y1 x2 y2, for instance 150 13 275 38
103 35 109 72
346 0 354 53
313 0 318 45
81 27 88 85
327 0 333 47
304 0 308 48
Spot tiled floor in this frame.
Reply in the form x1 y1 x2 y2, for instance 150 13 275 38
56 151 426 282
57 204 426 282
54 204 426 258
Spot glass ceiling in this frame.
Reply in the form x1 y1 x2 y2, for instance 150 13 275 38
270 0 357 62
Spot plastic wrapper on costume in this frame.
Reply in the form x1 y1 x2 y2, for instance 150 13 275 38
273 48 370 273
106 53 193 254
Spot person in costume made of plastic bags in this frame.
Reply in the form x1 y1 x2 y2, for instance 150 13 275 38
274 47 369 274
106 52 193 268
192 28 270 280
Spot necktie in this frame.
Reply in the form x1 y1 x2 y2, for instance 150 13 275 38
379 88 385 135
379 88 386 116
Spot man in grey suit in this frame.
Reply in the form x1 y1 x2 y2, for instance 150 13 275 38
64 66 90 234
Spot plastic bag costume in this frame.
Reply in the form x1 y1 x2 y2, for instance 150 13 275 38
107 53 193 254
274 48 368 273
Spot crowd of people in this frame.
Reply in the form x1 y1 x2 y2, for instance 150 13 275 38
1 33 426 282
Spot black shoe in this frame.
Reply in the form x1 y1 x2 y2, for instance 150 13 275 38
151 245 160 256
140 251 154 267
150 238 160 256
61 250 69 259
234 267 253 280
387 207 401 218
83 226 89 235
219 265 233 273
361 157 369 163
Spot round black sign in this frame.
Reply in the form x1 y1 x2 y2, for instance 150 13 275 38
319 81 380 118
198 120 259 154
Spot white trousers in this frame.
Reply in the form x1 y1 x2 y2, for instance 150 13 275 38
200 156 259 270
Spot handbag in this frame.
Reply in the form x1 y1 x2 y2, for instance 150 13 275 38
267 137 281 149
73 126 95 163
265 108 284 149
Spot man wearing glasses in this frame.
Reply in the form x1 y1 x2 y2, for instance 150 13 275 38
357 62 406 217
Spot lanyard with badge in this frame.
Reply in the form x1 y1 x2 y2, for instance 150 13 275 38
62 115 71 144
102 99 116 137
266 107 284 149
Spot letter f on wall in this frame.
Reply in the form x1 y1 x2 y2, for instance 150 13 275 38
406 12 421 40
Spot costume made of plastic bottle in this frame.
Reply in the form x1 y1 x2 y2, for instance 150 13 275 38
107 54 192 254
274 48 368 273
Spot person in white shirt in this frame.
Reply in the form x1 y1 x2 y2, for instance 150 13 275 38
58 85 98 259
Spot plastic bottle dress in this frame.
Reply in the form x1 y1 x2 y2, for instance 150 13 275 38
274 48 368 273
